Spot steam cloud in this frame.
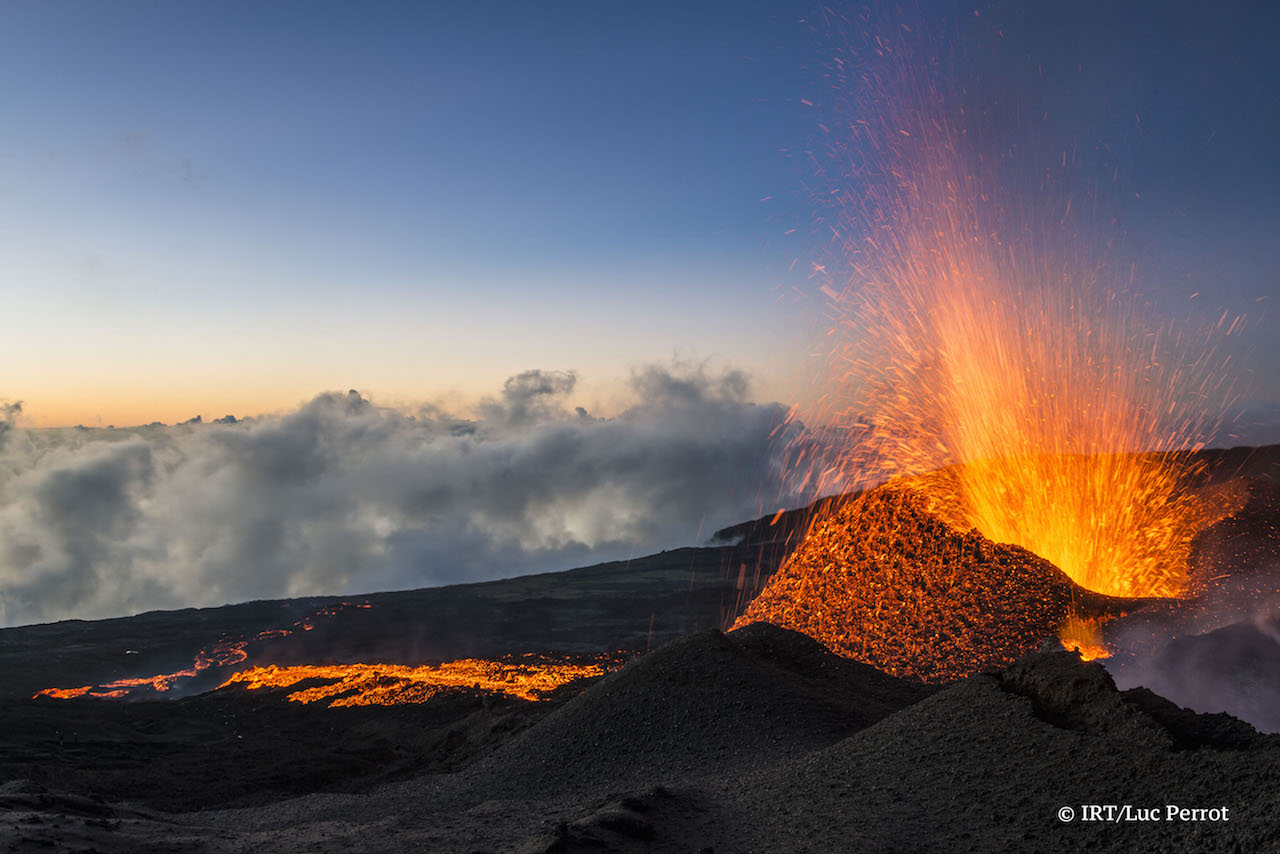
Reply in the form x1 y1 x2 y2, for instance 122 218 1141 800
1104 479 1280 732
0 365 799 627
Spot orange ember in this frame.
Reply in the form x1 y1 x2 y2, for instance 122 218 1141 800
220 655 616 706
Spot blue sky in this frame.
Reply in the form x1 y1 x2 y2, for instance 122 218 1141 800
0 0 1276 430
0 1 819 425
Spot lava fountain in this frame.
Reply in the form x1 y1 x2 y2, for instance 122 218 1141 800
736 9 1245 679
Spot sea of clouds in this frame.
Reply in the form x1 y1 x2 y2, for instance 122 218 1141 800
0 364 804 627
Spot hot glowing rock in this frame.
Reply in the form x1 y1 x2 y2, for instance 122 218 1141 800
219 656 616 706
734 480 1139 683
1057 615 1112 662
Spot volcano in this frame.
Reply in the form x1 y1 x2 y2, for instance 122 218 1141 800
733 478 1134 681
733 461 1248 682
1 445 1278 853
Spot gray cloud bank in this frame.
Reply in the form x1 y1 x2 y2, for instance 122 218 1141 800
0 365 800 627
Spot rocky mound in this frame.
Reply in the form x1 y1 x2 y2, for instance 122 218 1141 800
11 639 1280 853
735 482 1133 681
706 651 1280 854
459 622 936 797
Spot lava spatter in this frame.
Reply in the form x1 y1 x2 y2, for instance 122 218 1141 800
736 479 1141 682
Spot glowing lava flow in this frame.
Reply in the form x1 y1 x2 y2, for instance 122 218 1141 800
33 597 620 707
220 655 619 706
33 602 373 701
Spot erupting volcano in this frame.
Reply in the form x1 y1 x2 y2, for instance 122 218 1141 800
734 471 1245 681
734 12 1248 679
3 4 1277 852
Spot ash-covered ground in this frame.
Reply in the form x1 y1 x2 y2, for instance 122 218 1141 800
0 445 1277 853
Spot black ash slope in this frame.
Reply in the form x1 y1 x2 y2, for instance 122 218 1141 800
190 630 1280 854
5 625 1279 853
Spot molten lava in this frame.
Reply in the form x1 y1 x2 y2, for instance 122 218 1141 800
34 598 619 709
34 601 373 701
738 10 1246 679
1058 615 1113 662
220 655 619 706
735 473 1241 682
735 480 1120 681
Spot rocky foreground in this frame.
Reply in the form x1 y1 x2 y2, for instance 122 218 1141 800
2 622 1277 853
3 443 1277 852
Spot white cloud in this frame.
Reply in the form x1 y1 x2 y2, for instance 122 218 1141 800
0 363 800 627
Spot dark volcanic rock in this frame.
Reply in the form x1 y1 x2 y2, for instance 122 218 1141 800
701 650 1280 854
6 444 1280 852
0 685 573 813
461 623 935 797
0 543 778 701
1000 649 1169 743
9 631 1280 854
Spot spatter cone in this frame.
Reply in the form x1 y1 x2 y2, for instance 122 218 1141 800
733 482 1137 683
